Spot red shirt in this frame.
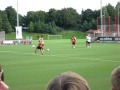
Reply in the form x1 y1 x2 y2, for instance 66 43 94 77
71 37 76 43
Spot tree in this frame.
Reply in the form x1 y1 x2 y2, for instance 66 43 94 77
1 11 13 33
26 11 35 26
47 8 57 23
28 21 34 33
34 20 42 33
5 6 17 31
102 6 109 17
116 1 120 17
0 10 2 31
82 20 89 32
56 8 79 29
34 11 47 23
106 4 116 17
81 9 94 23
91 19 97 29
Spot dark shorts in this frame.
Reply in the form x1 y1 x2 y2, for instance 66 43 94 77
37 46 42 49
72 42 76 45
86 41 90 44
87 42 90 44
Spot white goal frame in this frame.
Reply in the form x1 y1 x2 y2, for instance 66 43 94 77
48 35 62 40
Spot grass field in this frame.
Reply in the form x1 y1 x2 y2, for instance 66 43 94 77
0 39 120 90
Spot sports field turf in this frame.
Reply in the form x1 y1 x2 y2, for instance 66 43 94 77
0 39 120 90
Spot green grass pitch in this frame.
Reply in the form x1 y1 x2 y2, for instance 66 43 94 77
0 39 120 90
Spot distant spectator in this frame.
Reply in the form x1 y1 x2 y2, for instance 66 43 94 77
46 71 90 90
111 66 120 90
29 37 32 44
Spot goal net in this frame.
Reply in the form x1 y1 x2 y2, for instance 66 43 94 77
48 35 62 40
97 16 120 37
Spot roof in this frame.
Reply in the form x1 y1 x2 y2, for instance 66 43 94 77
86 29 101 33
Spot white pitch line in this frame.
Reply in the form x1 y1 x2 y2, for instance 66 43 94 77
0 51 32 55
45 55 120 62
0 51 120 62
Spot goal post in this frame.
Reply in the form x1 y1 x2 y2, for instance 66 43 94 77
48 35 62 40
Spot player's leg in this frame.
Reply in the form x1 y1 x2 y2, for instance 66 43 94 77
74 42 76 48
35 46 38 54
40 48 43 55
72 42 75 48
89 42 91 47
42 44 44 51
72 43 73 48
86 41 88 47
72 42 74 48
87 42 90 47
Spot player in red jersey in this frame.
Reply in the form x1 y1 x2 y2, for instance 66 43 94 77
71 35 76 48
35 35 44 55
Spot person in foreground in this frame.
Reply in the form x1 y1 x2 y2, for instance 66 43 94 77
0 65 9 90
46 71 90 90
111 66 120 90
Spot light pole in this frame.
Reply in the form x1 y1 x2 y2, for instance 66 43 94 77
17 0 19 26
118 7 119 36
100 0 103 37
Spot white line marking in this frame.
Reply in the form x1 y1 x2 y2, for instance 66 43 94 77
0 51 119 62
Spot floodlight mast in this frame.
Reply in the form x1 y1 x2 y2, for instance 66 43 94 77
118 7 119 36
100 0 103 37
17 0 19 26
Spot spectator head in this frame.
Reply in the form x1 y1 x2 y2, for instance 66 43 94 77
47 71 90 90
111 66 120 90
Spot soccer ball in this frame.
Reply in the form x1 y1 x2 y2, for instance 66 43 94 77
73 47 75 48
47 49 50 51
32 45 35 48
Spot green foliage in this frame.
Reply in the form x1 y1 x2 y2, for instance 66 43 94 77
5 31 85 40
56 8 79 29
82 21 89 32
47 8 57 23
58 30 85 39
0 11 2 31
106 4 116 17
5 6 17 30
81 9 94 23
28 21 34 33
1 11 13 33
91 19 96 29
34 20 42 33
0 2 120 34
5 32 47 40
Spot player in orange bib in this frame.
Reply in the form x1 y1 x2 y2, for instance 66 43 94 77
71 35 76 48
35 35 44 55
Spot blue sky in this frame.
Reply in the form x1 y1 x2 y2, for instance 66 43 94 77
0 0 119 15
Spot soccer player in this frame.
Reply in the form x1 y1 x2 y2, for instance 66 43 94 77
71 35 76 48
35 35 44 55
86 34 91 47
